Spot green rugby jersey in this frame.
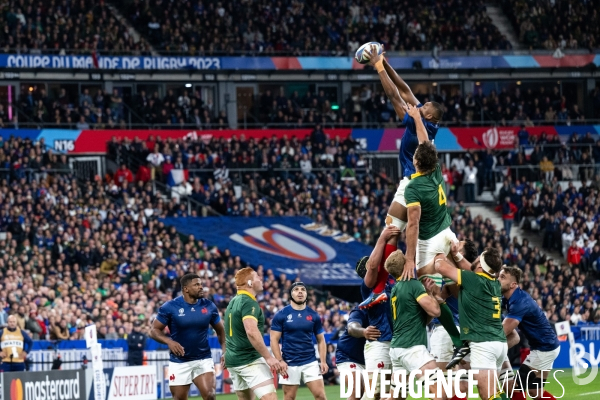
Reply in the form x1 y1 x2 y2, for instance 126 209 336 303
404 164 452 240
224 290 264 367
390 279 429 349
457 270 506 343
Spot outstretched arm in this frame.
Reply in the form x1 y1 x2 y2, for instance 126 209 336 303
367 46 408 120
404 103 429 144
364 225 400 288
383 59 420 106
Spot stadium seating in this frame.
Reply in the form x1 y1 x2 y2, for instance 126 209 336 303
9 82 588 130
109 129 600 329
1 120 599 347
0 0 151 55
502 0 600 50
115 0 510 55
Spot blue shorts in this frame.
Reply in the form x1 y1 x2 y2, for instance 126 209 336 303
1 362 26 372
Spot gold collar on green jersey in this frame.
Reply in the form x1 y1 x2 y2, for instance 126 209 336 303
237 290 256 300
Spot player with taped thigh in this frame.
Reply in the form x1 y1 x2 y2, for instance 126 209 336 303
385 250 444 400
150 273 225 400
356 226 400 399
224 268 286 400
499 266 561 400
337 306 369 400
434 248 511 400
359 44 444 310
270 282 328 400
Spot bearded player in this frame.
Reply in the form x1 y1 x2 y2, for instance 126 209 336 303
499 266 561 400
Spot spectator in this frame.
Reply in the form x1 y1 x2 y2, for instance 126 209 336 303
114 163 134 185
146 147 165 180
497 196 518 236
567 241 585 267
463 160 478 202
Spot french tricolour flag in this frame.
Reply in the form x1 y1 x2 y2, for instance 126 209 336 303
167 169 189 187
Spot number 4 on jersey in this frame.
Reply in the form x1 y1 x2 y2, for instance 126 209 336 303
438 184 447 206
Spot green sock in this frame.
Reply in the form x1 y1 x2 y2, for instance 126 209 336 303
439 302 463 348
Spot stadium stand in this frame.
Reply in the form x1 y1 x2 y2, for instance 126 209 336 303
7 81 592 130
0 0 152 55
115 0 510 55
103 129 600 329
503 0 600 50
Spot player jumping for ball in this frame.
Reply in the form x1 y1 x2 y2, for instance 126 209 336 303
360 44 445 310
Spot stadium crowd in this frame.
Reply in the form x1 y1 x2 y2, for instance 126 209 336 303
0 125 598 350
0 0 151 55
503 0 600 50
2 0 600 57
7 81 592 131
258 83 588 128
117 0 510 56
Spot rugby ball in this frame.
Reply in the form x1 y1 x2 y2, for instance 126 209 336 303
355 42 383 64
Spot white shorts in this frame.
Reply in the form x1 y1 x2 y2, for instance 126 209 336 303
430 325 458 363
168 358 214 386
417 227 457 270
279 360 322 385
523 347 561 371
393 177 410 207
390 345 435 373
228 357 274 391
429 325 471 365
337 362 365 373
364 341 392 371
469 341 508 371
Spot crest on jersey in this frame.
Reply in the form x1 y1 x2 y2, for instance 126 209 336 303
230 224 336 262
178 308 185 316
287 314 293 322
463 327 469 334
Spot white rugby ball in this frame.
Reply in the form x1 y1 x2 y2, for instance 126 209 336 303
355 42 383 64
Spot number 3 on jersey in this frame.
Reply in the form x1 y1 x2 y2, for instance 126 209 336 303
492 297 501 319
438 184 447 206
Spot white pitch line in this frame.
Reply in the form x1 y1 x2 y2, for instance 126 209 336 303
579 391 600 396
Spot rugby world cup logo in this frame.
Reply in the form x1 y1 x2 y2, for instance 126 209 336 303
230 224 336 261
482 127 499 148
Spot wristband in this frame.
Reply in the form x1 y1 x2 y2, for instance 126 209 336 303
374 59 385 73
453 252 464 262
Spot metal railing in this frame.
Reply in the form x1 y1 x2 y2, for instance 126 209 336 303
580 326 600 341
4 118 600 131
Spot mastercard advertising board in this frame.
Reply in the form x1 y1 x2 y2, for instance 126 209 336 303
3 370 85 400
